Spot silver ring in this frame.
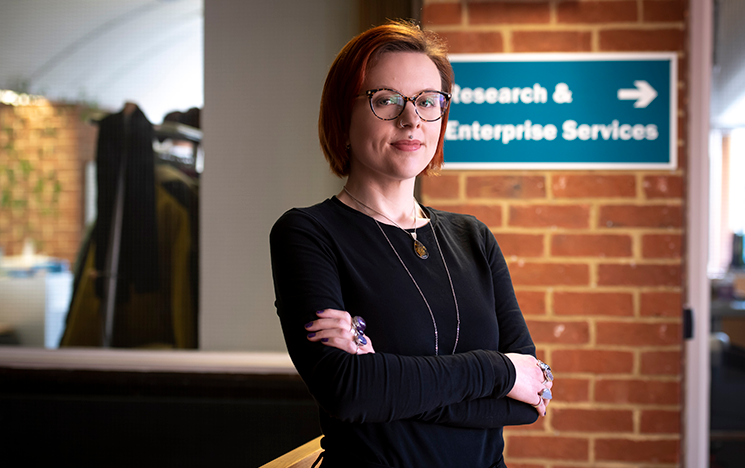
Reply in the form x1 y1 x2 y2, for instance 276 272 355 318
540 388 552 400
532 394 542 406
537 360 553 382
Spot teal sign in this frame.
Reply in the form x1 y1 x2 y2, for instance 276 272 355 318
444 53 677 169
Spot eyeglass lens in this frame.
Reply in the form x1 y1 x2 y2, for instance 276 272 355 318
370 90 448 121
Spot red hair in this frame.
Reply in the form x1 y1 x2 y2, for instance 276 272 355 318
318 20 453 178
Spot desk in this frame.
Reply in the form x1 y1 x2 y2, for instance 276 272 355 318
0 272 73 347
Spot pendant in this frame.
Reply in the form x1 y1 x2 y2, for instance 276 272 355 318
414 239 429 259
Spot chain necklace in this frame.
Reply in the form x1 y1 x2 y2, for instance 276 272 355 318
342 187 461 355
343 187 429 259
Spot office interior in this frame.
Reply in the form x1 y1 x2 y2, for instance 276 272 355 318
0 1 743 466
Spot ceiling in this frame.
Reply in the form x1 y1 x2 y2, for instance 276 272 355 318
0 0 203 123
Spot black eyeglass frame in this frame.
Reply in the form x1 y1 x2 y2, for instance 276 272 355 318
362 88 452 122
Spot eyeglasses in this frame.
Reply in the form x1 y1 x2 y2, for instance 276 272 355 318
363 88 451 122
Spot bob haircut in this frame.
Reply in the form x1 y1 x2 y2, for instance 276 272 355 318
319 20 454 178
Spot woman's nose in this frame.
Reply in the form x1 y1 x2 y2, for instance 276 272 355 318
397 100 421 128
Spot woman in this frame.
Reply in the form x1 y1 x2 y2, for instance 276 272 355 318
270 20 553 468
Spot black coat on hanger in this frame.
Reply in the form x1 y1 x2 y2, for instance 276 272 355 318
94 105 159 302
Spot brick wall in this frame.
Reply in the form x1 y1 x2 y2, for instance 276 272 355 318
421 1 686 466
0 103 95 264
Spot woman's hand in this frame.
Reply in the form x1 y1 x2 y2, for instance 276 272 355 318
505 353 554 417
305 309 375 355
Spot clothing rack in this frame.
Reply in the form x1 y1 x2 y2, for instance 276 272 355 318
153 121 204 174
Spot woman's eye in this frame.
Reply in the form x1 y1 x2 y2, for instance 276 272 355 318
377 95 399 106
418 95 438 108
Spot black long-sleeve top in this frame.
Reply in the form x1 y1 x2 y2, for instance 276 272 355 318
270 197 538 468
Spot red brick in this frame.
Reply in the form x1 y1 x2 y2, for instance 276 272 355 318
547 465 596 468
506 435 588 461
598 263 682 286
552 174 636 198
469 1 550 25
438 31 504 53
422 2 462 25
597 321 681 346
513 31 592 52
553 349 633 373
600 29 685 52
554 291 634 316
643 0 685 22
510 205 590 228
430 204 502 227
641 409 681 433
502 464 543 468
595 438 680 463
515 290 546 315
552 408 633 432
640 292 683 317
509 262 590 286
599 204 682 228
555 378 590 402
677 111 688 145
595 378 681 404
643 175 683 198
496 233 544 257
525 320 590 344
558 0 638 23
467 175 546 199
552 234 632 257
641 350 682 375
642 234 683 258
420 174 459 199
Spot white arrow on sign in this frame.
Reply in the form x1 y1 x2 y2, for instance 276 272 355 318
617 80 658 108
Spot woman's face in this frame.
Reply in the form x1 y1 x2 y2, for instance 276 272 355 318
347 51 443 184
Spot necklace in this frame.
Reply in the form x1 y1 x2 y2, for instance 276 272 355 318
342 187 461 355
342 186 429 259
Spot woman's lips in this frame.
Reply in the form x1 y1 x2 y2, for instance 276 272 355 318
391 140 422 151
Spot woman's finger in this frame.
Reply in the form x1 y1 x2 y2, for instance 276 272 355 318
305 310 352 332
356 335 374 354
306 327 352 343
531 393 546 417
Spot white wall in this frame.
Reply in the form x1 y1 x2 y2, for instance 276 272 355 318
201 0 356 350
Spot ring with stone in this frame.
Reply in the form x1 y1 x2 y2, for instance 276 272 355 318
352 331 367 347
540 388 552 400
350 316 367 347
351 316 366 334
537 360 553 382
